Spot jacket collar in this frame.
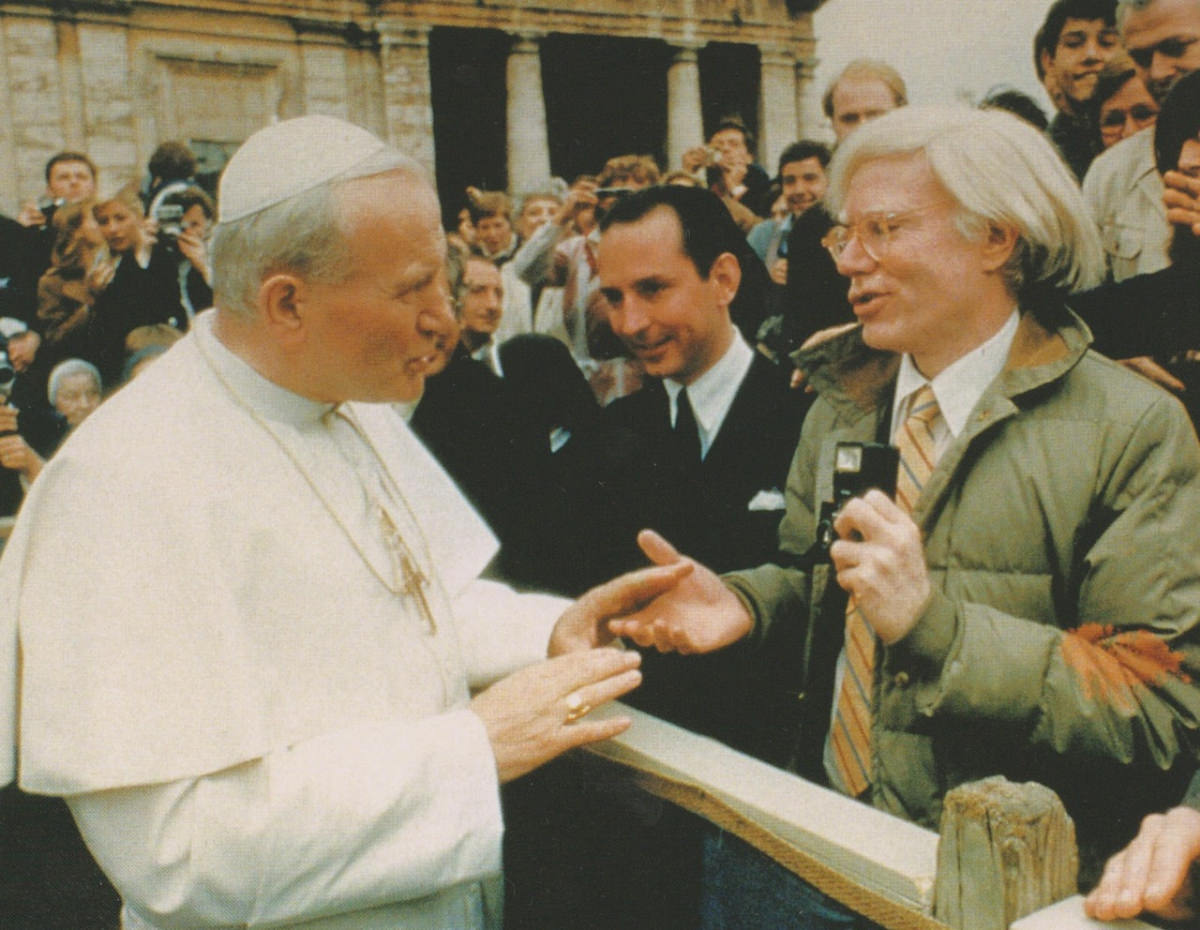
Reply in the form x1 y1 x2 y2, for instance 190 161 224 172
791 301 1093 423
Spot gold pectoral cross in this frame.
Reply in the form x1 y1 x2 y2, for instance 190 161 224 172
380 508 437 635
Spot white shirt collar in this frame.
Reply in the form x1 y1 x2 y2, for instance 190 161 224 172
891 307 1019 440
193 308 334 427
663 329 754 458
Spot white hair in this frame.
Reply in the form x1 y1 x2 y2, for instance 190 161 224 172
210 147 428 319
47 358 101 406
825 105 1106 298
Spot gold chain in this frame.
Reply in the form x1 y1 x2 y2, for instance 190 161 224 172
193 331 440 634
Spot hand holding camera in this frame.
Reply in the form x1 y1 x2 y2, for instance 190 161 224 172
820 442 931 644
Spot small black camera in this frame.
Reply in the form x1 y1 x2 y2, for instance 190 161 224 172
36 196 65 227
814 442 899 559
152 203 185 244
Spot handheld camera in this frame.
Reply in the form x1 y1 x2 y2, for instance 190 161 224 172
814 442 899 559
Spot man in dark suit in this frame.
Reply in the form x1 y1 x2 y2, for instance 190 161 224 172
596 185 810 762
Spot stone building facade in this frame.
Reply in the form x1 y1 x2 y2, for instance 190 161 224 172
0 0 826 218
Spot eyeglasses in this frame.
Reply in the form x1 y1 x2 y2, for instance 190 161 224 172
1128 37 1199 70
820 204 946 262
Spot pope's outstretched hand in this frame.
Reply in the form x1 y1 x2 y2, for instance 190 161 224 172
606 529 754 654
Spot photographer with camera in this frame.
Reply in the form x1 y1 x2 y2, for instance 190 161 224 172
0 322 70 518
511 154 659 403
85 183 187 386
680 118 773 219
606 106 1200 929
16 151 97 231
153 185 215 324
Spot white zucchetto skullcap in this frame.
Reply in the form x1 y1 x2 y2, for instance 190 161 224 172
218 115 387 223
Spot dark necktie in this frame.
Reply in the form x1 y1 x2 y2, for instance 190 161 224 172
673 387 701 465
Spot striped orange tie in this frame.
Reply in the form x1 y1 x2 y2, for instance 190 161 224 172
830 384 941 797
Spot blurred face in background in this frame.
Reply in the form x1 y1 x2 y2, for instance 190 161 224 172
515 197 559 240
181 203 212 239
54 371 102 427
475 214 514 256
1122 0 1200 104
47 159 96 203
458 257 504 337
1098 75 1160 147
780 156 828 217
94 199 144 255
830 78 898 141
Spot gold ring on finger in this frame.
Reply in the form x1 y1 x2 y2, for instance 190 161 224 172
564 691 592 724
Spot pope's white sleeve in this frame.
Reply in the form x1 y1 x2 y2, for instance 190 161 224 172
453 579 569 689
66 709 502 928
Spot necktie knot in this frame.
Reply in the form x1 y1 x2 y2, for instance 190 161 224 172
907 384 940 425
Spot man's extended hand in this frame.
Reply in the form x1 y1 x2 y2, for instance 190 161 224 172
1084 806 1200 922
605 530 753 654
471 648 642 783
830 490 931 644
549 559 693 656
1164 170 1200 238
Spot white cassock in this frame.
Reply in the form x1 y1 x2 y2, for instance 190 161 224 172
0 309 568 929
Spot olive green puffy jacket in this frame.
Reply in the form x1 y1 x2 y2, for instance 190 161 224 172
725 303 1200 873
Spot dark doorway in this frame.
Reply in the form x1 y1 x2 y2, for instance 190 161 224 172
429 27 510 227
540 34 672 183
700 42 762 158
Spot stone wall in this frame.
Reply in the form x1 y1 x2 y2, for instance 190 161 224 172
0 0 823 213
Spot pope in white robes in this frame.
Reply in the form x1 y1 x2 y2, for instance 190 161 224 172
0 116 682 929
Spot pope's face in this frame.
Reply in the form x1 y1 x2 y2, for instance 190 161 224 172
300 173 455 403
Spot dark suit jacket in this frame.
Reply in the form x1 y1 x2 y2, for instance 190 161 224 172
600 351 811 764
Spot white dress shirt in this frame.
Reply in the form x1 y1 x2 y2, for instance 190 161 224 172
662 329 754 460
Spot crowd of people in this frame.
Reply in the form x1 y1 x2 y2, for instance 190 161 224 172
3 0 1200 927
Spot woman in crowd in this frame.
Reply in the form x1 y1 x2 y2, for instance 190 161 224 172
85 183 185 386
34 197 107 369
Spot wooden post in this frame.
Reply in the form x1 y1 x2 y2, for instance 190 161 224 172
935 776 1079 930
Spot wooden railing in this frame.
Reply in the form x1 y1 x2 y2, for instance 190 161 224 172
585 703 1157 930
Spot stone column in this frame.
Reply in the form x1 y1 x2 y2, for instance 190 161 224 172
377 23 435 178
794 47 829 143
506 32 551 197
758 45 800 174
666 42 704 172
